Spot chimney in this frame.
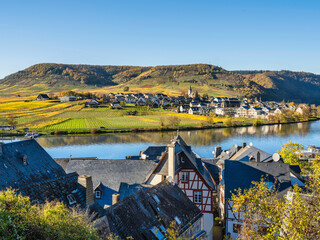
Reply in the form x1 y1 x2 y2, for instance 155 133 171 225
23 154 28 166
242 142 247 148
257 151 261 162
214 146 222 158
112 193 120 205
167 144 176 184
78 175 94 206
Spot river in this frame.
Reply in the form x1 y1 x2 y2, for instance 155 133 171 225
1 121 320 159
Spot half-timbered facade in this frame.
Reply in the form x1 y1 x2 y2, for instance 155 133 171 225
145 135 218 240
177 169 214 213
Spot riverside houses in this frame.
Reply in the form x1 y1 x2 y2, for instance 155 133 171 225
145 135 219 240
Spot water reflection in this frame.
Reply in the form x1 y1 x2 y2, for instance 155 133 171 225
1 121 319 159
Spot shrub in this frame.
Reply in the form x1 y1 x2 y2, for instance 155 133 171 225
54 130 63 135
224 118 232 127
91 128 98 134
0 189 99 240
253 118 262 126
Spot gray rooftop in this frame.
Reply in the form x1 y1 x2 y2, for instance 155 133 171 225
223 160 292 199
103 181 202 240
0 139 66 190
66 159 157 205
230 145 273 162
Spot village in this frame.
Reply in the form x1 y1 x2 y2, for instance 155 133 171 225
37 85 317 121
0 132 313 239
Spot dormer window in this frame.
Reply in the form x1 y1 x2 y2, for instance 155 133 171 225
23 154 28 166
67 194 77 205
95 190 101 199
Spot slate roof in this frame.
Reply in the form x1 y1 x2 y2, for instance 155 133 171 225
140 146 167 160
0 140 105 218
0 139 66 189
102 181 203 240
230 145 273 162
217 144 242 161
118 182 151 200
223 160 292 199
149 135 216 191
202 159 220 186
66 159 157 205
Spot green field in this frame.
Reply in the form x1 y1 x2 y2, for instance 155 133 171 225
0 99 221 131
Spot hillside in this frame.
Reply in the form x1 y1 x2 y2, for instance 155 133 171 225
237 70 320 103
1 63 320 103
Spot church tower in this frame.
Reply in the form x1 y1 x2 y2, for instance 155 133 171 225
188 85 192 97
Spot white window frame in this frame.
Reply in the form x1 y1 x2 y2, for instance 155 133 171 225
194 191 202 204
181 172 189 183
67 194 77 205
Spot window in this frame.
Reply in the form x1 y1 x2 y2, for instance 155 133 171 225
233 224 242 233
95 191 101 199
67 194 77 205
194 191 202 204
181 172 189 182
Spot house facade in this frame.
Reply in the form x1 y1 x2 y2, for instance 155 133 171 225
217 159 298 239
145 136 218 240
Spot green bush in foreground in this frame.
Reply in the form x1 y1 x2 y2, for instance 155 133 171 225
0 189 99 240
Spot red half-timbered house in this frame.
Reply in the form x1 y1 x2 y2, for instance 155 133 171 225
145 135 219 240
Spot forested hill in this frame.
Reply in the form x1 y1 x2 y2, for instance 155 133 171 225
1 63 320 103
0 63 143 86
235 70 320 103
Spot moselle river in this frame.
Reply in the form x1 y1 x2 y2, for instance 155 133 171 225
1 121 320 159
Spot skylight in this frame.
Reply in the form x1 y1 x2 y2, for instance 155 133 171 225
151 226 166 240
153 195 160 204
174 216 181 225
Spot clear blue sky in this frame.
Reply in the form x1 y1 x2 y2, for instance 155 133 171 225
0 0 320 78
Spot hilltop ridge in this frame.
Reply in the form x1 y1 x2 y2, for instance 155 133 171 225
1 63 320 103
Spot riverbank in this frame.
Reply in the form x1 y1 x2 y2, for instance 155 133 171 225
1 117 318 137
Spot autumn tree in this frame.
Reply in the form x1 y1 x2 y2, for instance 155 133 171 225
6 116 18 130
277 141 304 167
231 160 320 240
301 105 311 121
168 116 181 128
